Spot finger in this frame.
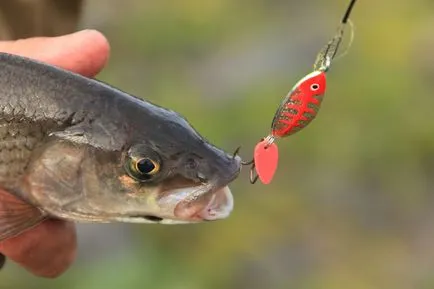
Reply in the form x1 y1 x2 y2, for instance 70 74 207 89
0 29 110 77
0 219 77 278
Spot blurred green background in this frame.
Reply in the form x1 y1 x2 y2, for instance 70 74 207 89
2 0 434 288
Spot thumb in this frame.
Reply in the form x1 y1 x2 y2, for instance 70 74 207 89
0 29 110 77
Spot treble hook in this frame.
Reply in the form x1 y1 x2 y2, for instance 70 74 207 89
232 146 259 184
241 158 258 184
232 146 241 159
249 163 259 184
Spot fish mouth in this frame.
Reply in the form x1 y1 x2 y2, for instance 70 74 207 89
112 174 237 224
200 186 234 220
173 185 234 222
138 183 235 224
122 184 234 224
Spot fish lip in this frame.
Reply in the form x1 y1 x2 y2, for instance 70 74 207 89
197 185 234 220
172 182 234 222
109 184 236 224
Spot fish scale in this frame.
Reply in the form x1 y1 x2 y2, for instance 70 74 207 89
0 120 51 187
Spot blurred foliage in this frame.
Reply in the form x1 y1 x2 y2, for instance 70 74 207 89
2 0 434 288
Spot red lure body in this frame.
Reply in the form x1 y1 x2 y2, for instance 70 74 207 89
244 0 358 185
271 71 326 138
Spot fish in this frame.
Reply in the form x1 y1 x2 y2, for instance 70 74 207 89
0 52 242 242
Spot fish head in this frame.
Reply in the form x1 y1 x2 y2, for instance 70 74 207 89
114 106 243 224
114 138 242 223
25 104 242 224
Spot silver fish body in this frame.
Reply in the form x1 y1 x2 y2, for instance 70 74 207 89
0 52 241 241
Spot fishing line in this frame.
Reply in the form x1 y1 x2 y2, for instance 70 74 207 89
342 0 357 24
314 0 358 71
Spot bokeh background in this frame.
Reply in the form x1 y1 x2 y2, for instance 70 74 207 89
1 0 434 288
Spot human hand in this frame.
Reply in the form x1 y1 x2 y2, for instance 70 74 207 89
0 30 110 278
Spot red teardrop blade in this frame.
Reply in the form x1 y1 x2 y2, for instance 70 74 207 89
253 140 279 184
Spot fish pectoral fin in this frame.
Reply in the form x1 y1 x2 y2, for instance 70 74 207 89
50 122 125 151
0 190 46 241
49 127 87 143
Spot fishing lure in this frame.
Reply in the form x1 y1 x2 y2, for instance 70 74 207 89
240 0 358 185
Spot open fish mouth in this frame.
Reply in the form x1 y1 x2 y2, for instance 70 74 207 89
115 184 235 224
173 185 234 222
201 186 234 220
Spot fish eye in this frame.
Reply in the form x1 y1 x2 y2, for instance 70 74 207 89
136 158 159 174
310 83 320 91
125 156 161 181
